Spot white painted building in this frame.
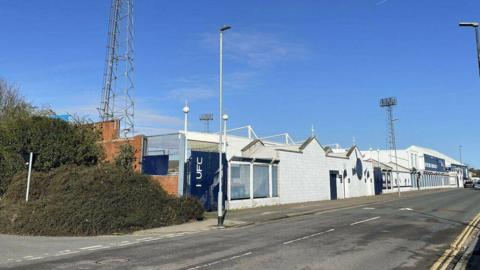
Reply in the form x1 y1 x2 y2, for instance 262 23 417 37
363 145 465 192
179 130 375 209
141 127 462 211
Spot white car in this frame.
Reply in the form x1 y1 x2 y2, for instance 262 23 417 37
474 181 480 190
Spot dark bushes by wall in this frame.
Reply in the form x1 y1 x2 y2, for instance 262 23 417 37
0 165 204 236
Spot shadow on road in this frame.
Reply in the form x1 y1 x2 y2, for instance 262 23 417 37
466 235 480 269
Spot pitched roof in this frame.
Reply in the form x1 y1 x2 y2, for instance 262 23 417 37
299 136 316 150
241 139 264 152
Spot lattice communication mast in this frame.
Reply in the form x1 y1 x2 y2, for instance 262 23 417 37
100 0 135 138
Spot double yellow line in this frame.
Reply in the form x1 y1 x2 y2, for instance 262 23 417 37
431 212 480 270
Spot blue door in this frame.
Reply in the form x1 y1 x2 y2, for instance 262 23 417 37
329 172 337 200
373 167 383 195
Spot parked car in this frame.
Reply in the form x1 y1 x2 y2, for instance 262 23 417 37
474 181 480 190
464 181 474 188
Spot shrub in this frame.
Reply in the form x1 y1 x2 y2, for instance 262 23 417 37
0 116 104 197
0 165 204 236
114 143 136 171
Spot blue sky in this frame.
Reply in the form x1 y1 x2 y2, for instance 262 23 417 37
0 0 479 167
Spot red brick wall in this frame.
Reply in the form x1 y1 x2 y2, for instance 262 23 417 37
95 120 179 196
95 120 143 173
101 135 143 172
151 175 179 195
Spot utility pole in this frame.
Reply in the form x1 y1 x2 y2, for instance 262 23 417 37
380 97 400 197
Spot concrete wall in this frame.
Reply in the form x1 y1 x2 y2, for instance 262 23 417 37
277 141 330 204
327 149 375 199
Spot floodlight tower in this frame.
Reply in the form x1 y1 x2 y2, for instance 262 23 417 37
100 0 135 138
380 97 400 197
200 113 214 132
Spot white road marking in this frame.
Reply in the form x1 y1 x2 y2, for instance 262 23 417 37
121 241 130 243
26 257 44 260
23 256 34 259
399 208 413 211
187 252 253 270
53 251 79 257
137 237 154 241
283 228 335 245
350 216 381 226
363 207 375 210
118 242 135 246
79 245 104 250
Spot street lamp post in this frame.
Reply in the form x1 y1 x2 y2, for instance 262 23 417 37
459 22 480 77
183 103 189 163
223 114 229 153
218 25 231 227
459 145 463 165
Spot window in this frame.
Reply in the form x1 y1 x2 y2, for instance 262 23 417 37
272 165 278 197
253 165 269 198
231 164 250 200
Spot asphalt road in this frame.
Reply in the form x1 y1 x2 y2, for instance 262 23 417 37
3 189 480 270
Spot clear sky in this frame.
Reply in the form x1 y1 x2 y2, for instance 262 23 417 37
0 0 479 167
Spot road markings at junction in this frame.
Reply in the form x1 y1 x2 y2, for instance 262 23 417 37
430 212 480 270
350 216 381 226
283 229 335 245
187 252 253 270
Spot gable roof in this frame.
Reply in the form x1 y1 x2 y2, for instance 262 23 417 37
299 136 316 150
241 139 264 152
346 146 357 157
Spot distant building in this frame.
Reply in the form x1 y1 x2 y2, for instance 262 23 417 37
363 145 466 192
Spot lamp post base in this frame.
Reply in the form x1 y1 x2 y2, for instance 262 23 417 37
217 216 224 227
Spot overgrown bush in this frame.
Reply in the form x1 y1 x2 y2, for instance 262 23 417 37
0 165 204 236
114 143 136 171
0 116 103 172
0 116 104 196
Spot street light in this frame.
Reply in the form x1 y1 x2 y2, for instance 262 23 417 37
459 22 480 77
183 103 189 163
218 24 231 227
223 114 229 153
459 145 463 165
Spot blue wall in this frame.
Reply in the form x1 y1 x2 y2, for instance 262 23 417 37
142 155 169 175
424 154 446 172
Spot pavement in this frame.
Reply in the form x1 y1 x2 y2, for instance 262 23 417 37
1 188 479 269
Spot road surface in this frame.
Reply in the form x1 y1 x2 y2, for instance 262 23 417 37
2 189 480 270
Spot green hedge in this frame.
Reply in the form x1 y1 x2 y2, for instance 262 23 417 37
0 165 204 236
